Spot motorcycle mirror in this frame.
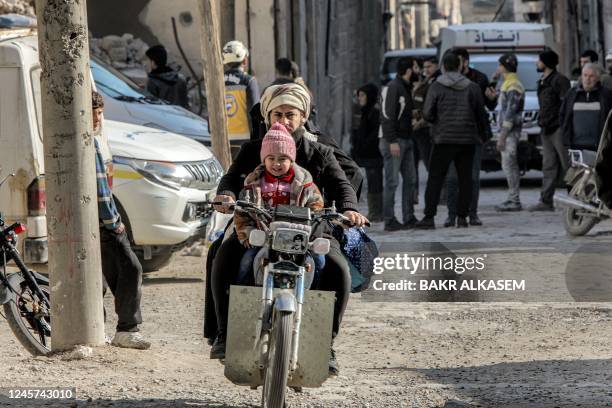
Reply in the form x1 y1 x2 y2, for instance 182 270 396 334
310 237 330 255
249 229 266 247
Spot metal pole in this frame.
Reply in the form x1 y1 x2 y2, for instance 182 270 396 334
198 0 232 170
35 0 105 351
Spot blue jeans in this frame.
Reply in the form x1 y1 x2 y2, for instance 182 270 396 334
379 138 416 223
237 247 324 287
446 144 482 218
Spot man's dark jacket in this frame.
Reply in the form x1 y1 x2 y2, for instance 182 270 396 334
381 76 413 143
216 132 360 212
560 82 612 150
465 67 497 111
147 67 189 108
423 72 489 145
537 70 571 134
595 111 612 208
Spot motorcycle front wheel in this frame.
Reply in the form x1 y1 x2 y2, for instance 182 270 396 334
262 310 293 408
3 274 51 356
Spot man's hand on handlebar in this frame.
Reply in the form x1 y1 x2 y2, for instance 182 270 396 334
213 195 236 213
342 211 370 228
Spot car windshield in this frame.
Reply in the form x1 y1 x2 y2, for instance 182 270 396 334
469 54 541 92
91 57 161 103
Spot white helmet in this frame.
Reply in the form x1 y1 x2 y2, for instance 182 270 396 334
222 40 249 65
606 49 612 62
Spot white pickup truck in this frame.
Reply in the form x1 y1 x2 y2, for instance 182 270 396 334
0 29 221 271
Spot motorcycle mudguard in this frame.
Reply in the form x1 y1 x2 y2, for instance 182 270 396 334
0 271 48 305
225 285 334 388
274 291 296 313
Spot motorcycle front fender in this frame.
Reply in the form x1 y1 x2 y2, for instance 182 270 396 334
274 292 296 313
0 271 48 305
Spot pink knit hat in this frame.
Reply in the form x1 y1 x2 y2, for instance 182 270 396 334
260 123 296 162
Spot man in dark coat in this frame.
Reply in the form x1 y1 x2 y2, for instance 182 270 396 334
444 47 496 227
529 50 571 211
380 57 418 231
145 45 189 108
416 51 489 229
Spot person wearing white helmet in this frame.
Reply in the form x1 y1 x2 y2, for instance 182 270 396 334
602 50 612 90
222 40 260 145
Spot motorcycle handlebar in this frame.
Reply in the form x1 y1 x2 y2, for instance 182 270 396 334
204 201 369 228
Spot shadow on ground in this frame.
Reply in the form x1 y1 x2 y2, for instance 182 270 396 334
367 358 612 407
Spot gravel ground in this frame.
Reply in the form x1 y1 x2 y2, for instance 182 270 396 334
1 174 612 407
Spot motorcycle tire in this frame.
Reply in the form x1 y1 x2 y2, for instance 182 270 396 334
3 274 51 356
563 207 598 236
563 183 598 236
262 310 293 408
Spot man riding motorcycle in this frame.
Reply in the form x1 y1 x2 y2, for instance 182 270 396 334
205 83 367 376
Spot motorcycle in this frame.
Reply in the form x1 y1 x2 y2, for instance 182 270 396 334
210 198 358 408
0 172 51 355
554 149 610 236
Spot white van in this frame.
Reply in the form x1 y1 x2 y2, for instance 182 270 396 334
0 30 221 271
440 23 554 172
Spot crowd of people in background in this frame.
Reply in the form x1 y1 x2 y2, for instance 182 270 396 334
352 47 612 231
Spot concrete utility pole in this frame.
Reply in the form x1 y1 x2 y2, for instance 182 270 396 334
35 0 105 350
198 0 232 170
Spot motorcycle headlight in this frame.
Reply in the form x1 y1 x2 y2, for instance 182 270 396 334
114 157 193 190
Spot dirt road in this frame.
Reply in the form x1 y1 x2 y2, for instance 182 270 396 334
1 180 612 407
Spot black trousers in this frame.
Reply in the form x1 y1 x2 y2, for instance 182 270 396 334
364 167 383 194
209 232 350 338
424 144 475 218
414 127 432 171
100 228 143 332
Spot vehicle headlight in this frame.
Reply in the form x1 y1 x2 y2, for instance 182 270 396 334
114 157 193 190
114 156 224 191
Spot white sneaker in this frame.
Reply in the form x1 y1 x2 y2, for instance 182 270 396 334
111 331 151 350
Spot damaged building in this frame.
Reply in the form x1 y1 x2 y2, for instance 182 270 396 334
86 0 384 148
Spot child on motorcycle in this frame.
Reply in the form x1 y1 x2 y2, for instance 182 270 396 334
234 122 325 285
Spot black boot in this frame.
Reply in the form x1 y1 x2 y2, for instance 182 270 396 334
443 216 456 228
209 332 226 359
415 216 435 229
456 217 468 228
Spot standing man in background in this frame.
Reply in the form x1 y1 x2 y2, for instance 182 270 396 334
380 57 418 231
529 50 571 211
495 53 525 212
444 47 496 227
145 45 189 108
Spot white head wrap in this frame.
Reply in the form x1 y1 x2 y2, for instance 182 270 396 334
259 83 311 125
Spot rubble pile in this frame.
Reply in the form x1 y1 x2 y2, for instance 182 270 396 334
90 33 150 70
0 0 34 16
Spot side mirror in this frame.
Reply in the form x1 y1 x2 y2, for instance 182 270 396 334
310 238 330 255
249 229 266 247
